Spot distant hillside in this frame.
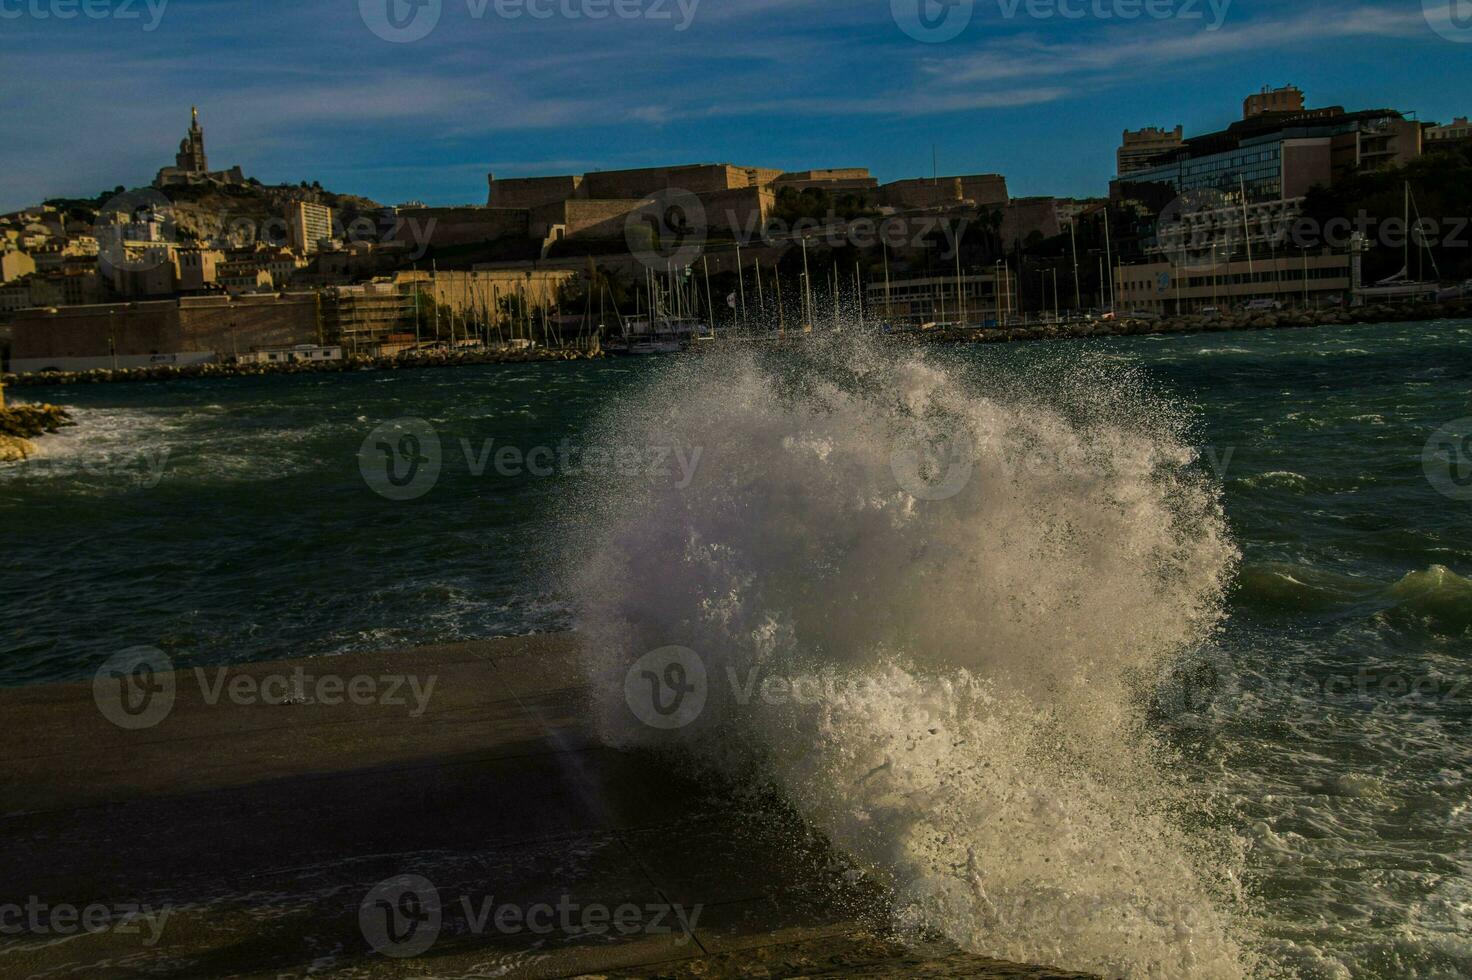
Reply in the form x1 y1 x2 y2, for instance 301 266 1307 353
43 181 385 246
164 182 384 245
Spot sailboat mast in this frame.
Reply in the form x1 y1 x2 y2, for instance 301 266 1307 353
1404 182 1411 280
1240 175 1256 294
776 267 785 333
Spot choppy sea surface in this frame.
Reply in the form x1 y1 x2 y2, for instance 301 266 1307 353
4 319 1470 978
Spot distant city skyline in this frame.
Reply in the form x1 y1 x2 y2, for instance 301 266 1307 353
1 0 1469 212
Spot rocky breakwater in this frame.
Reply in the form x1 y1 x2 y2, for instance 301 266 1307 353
1 346 605 387
918 298 1472 346
0 402 74 461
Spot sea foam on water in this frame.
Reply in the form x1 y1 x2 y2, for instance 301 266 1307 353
561 334 1256 978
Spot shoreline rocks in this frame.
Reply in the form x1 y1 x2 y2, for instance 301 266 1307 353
0 403 74 437
0 435 38 462
918 300 1472 346
0 403 73 460
1 346 604 387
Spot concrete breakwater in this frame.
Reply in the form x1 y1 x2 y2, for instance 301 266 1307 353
1 637 1096 979
1 345 605 387
0 402 74 461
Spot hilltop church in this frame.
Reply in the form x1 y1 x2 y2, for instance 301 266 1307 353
154 107 247 188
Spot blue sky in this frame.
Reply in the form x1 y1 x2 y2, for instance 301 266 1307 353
1 0 1467 212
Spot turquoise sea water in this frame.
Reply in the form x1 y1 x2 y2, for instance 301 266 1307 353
4 320 1470 977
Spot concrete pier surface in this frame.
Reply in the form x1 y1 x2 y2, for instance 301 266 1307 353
2 636 1095 979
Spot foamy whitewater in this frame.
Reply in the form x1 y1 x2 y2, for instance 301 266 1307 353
562 336 1257 978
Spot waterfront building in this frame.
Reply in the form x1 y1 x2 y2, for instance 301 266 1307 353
320 282 415 353
24 270 106 308
1117 126 1186 176
218 267 274 294
1113 250 1352 315
865 272 1009 328
1424 117 1472 150
216 248 305 292
1244 84 1306 119
7 293 321 372
236 344 343 365
1114 88 1421 209
772 169 880 194
288 202 334 255
396 268 577 321
177 247 224 292
0 280 34 312
1115 89 1422 282
880 175 1010 210
483 163 1009 250
1 248 36 283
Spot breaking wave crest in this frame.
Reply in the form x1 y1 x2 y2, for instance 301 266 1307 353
560 336 1255 977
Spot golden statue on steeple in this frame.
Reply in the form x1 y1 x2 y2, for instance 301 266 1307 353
176 106 208 172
